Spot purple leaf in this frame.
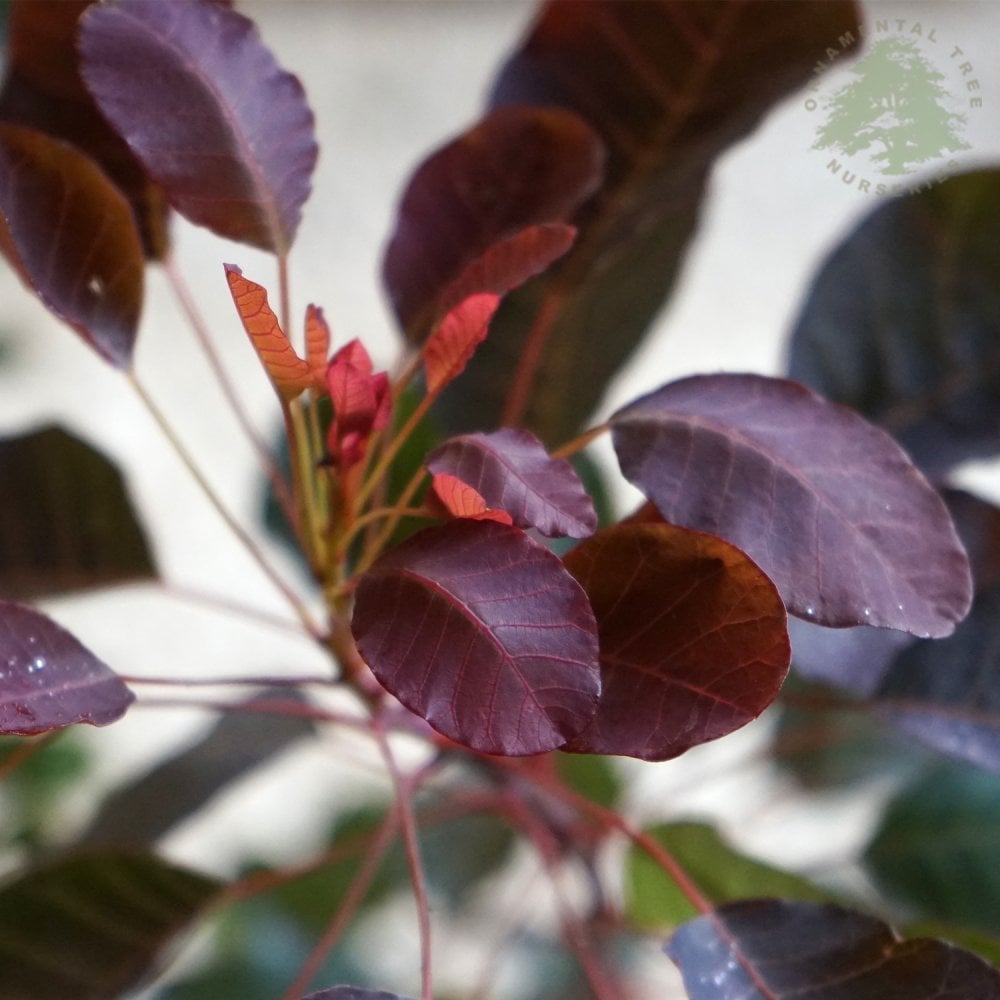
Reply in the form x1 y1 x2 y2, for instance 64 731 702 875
383 105 604 340
426 429 597 538
666 899 1000 999
0 601 134 735
611 374 972 637
563 523 789 761
0 123 144 368
79 0 317 254
352 521 600 756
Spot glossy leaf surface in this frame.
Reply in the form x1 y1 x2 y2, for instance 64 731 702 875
627 822 833 929
612 374 972 636
0 852 221 1000
440 0 861 442
563 523 788 760
383 105 603 339
422 293 501 395
0 0 168 257
0 425 156 600
225 265 314 399
352 520 600 756
0 124 144 368
77 691 315 849
0 602 133 735
865 762 1000 936
788 171 1000 477
80 0 317 253
426 428 597 538
666 899 1000 999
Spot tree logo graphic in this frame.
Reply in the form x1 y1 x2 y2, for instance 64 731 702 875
813 37 970 176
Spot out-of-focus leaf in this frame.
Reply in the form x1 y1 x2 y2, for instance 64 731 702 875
352 520 600 756
76 691 315 849
666 899 1000 999
0 851 221 1000
611 374 972 636
0 123 144 368
422 293 500 395
788 171 1000 478
0 0 168 256
303 989 415 1000
554 751 621 811
383 106 603 340
439 0 861 443
225 264 314 399
426 429 597 539
905 924 1000 970
79 0 316 254
562 523 788 760
873 582 1000 771
865 762 1000 936
0 601 133 735
0 425 156 600
626 822 835 930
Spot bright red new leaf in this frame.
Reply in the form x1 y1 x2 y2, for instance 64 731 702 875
0 124 144 369
426 428 597 538
0 601 134 734
352 520 601 756
79 0 317 254
423 293 501 395
612 374 972 637
563 523 789 761
428 473 513 526
224 264 312 400
326 340 391 470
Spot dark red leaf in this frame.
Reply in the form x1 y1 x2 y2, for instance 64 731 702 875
0 425 156 600
666 899 1000 999
562 523 789 761
352 521 600 756
79 0 317 254
436 1 861 443
0 601 134 735
428 473 514 526
383 106 604 339
0 124 144 368
0 0 168 257
422 293 501 395
611 374 972 637
426 428 597 539
788 171 1000 478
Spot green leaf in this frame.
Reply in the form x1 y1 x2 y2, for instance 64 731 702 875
0 852 221 1000
865 761 1000 936
626 821 835 929
0 425 156 599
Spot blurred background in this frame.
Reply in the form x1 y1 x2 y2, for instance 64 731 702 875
0 2 999 998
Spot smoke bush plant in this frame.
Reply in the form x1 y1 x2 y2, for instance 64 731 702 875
0 1 998 998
